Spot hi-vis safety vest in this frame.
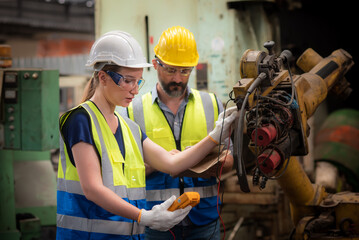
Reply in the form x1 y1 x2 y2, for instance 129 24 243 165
128 89 220 225
57 101 146 240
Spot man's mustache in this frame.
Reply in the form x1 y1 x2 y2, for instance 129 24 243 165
168 82 184 88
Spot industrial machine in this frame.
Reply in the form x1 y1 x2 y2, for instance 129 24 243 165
232 41 358 239
314 108 359 193
0 62 59 239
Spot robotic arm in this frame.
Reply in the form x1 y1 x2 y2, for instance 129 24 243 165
232 41 357 239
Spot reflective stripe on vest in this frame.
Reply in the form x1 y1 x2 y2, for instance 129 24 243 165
57 214 144 236
146 185 218 202
57 101 145 237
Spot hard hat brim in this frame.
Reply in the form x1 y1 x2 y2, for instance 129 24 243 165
87 62 153 71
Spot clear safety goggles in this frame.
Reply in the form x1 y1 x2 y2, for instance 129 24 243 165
156 59 193 77
105 71 145 90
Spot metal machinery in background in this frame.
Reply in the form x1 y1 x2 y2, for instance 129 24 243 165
0 49 59 239
232 41 358 239
314 108 359 193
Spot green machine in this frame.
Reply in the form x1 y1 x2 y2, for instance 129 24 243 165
0 69 59 239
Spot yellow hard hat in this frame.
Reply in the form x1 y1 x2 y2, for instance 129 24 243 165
154 26 199 67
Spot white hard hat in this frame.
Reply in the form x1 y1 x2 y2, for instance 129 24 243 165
86 31 153 70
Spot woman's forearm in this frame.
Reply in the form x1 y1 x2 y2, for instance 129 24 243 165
84 183 141 220
143 136 217 176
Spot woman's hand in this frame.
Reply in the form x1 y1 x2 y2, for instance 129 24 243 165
209 106 238 144
138 195 191 231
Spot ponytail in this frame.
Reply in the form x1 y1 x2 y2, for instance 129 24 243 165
81 72 99 103
80 65 122 103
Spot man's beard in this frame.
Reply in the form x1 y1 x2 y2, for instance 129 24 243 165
159 81 187 97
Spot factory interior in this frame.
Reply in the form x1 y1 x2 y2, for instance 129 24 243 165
1 0 358 239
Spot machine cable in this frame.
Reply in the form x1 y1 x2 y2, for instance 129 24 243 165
204 96 237 240
234 72 267 192
251 61 295 187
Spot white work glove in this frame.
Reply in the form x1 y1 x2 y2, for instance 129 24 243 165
138 195 192 231
209 106 238 144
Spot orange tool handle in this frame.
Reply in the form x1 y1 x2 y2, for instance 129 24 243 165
168 192 200 211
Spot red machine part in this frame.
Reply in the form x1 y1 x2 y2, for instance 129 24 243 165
257 148 281 174
251 124 277 146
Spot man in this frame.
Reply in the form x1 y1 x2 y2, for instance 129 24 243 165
126 26 234 240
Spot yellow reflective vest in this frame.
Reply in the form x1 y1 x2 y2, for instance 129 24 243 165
57 101 146 239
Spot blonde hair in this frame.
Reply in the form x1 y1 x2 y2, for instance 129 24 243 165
80 65 122 103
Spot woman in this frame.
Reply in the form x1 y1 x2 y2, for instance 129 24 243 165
56 31 237 239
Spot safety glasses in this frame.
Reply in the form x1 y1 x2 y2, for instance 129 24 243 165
155 59 193 77
105 71 145 90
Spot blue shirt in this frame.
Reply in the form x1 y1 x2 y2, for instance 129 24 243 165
61 103 147 166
